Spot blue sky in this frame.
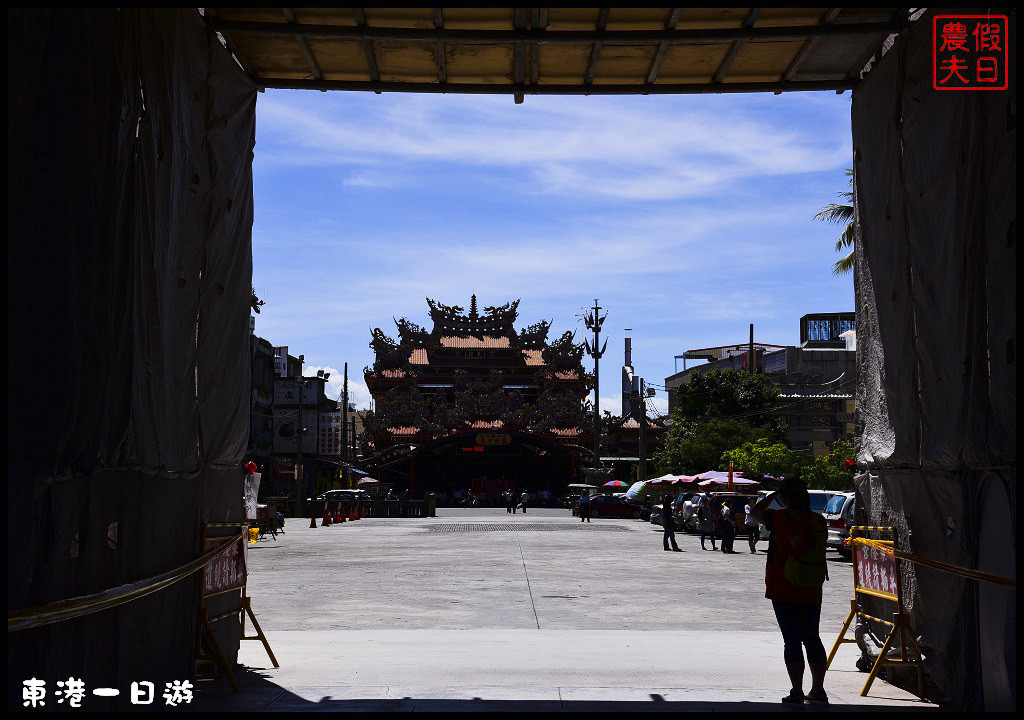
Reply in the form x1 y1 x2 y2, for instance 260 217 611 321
250 89 855 416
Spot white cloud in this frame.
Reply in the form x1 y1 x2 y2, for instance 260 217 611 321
256 93 851 202
302 365 372 410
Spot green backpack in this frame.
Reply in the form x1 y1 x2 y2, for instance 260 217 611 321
780 509 829 587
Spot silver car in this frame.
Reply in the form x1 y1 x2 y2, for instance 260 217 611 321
823 492 857 557
758 489 843 541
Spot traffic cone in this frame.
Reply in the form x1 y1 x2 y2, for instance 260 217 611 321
322 503 332 526
337 502 345 523
360 504 367 519
348 505 356 522
310 506 317 528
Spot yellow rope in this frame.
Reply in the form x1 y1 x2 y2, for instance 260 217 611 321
8 533 243 633
851 537 1016 588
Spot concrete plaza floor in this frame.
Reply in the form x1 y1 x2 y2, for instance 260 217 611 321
192 508 939 712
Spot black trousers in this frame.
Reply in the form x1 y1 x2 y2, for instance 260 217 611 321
772 600 826 665
579 505 591 521
720 525 735 552
663 526 680 550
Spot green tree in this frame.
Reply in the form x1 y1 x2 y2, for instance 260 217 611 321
653 418 770 476
721 438 813 480
814 168 856 275
673 368 785 438
800 440 856 491
654 368 786 476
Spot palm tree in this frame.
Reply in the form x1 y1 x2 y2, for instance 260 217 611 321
814 168 856 275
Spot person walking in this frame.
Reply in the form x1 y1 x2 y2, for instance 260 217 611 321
662 496 682 551
750 478 830 706
520 490 529 513
578 491 591 522
505 489 515 513
745 499 761 553
719 503 738 553
698 496 717 550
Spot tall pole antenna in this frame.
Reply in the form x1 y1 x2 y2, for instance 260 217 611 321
583 299 608 466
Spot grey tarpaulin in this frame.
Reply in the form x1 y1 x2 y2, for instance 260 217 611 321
7 8 255 708
851 9 1015 710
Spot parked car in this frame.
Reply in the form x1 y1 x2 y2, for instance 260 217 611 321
823 491 857 558
651 493 701 530
579 493 642 519
706 492 760 536
809 489 839 514
757 489 841 540
314 489 369 505
649 494 682 527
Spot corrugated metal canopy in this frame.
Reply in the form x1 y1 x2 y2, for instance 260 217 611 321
202 7 914 100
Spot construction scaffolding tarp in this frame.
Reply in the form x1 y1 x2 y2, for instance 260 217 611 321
7 8 256 705
851 9 1015 710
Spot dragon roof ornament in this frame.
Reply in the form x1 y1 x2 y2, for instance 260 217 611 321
426 296 520 337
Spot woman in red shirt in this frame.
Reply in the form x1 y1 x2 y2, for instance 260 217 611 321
750 478 829 706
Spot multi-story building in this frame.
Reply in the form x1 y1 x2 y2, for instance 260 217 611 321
269 373 340 498
248 334 275 465
272 346 303 379
663 312 856 456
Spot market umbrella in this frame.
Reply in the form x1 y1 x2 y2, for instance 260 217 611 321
356 478 380 485
603 480 628 488
697 477 760 487
646 474 685 486
624 480 648 501
567 483 597 490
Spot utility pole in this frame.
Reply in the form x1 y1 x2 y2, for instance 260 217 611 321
342 362 349 487
638 377 647 483
583 299 608 466
294 378 303 518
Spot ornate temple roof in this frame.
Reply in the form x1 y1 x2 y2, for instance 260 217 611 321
427 295 521 338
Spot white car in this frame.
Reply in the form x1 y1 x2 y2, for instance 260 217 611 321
758 489 840 541
823 492 857 557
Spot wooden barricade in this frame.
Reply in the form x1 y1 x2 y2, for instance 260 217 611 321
197 523 279 693
826 525 928 696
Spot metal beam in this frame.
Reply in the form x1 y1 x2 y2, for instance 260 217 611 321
353 8 381 94
282 8 322 82
644 8 682 89
434 8 446 84
257 78 858 95
530 9 548 86
210 20 910 45
204 9 257 79
514 8 528 103
713 8 760 84
845 8 911 80
583 8 610 94
783 8 841 82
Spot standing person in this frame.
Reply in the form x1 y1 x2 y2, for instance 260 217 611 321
520 490 529 513
719 503 737 553
662 495 682 551
505 489 515 513
698 496 717 550
578 491 591 523
750 478 830 706
745 499 761 553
